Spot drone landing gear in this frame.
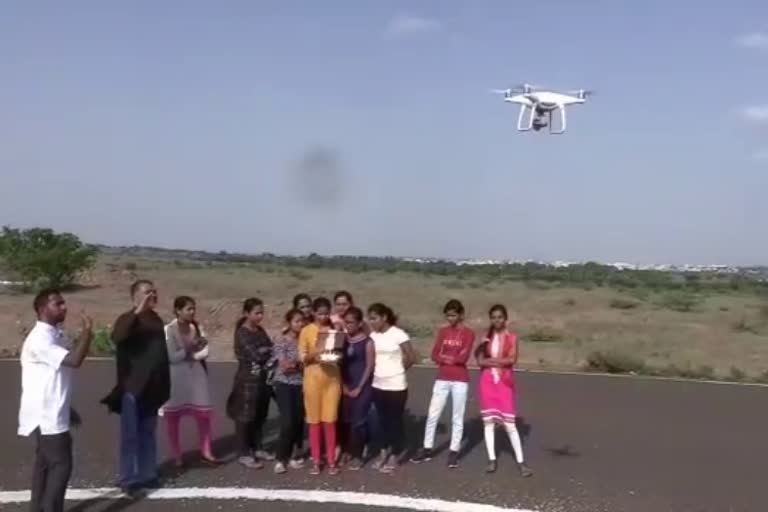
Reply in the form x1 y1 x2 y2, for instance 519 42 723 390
516 105 568 134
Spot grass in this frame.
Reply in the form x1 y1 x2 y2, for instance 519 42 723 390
1 254 768 382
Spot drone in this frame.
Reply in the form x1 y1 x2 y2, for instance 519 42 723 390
491 83 594 134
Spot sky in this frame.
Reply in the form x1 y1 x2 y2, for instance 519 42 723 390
2 1 768 266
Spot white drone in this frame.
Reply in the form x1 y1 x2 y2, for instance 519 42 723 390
491 83 594 134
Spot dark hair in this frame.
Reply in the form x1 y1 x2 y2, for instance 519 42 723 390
443 299 465 315
33 287 62 314
130 279 153 298
312 296 332 312
236 297 264 330
333 290 354 304
284 308 305 324
367 302 398 326
344 306 364 323
173 295 195 313
293 293 312 308
486 304 509 340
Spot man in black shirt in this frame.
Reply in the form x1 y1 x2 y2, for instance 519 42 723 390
101 280 170 493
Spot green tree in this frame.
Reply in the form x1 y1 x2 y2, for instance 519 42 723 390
0 226 98 288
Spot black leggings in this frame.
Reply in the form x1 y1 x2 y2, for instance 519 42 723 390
274 383 305 462
372 388 408 456
342 421 369 460
235 389 271 457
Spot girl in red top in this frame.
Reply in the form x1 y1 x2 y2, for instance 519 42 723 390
411 299 475 468
475 304 532 477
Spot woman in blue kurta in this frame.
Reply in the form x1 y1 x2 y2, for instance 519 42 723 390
340 307 375 470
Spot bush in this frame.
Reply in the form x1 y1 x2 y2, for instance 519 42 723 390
443 280 465 290
728 366 746 382
525 326 564 343
585 351 646 374
610 298 639 310
658 292 701 313
90 326 114 355
0 226 98 289
655 363 715 380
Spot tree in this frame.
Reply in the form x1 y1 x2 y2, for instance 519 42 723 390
0 226 98 288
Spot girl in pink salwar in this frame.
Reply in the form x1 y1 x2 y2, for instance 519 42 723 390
161 296 218 467
475 304 532 477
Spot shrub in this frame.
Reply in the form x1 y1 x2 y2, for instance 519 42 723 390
525 327 564 343
728 366 746 382
732 317 759 334
610 298 639 310
0 226 98 288
655 363 715 380
563 298 576 307
658 292 701 313
288 269 312 281
755 370 768 384
443 280 465 290
585 351 645 374
90 326 114 355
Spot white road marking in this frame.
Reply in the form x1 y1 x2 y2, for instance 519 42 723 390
0 487 538 511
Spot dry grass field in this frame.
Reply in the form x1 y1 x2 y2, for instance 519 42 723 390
2 254 768 381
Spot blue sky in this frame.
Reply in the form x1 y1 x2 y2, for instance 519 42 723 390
2 1 768 265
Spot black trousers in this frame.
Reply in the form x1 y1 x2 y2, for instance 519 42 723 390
372 388 408 456
30 430 72 512
342 421 369 460
235 388 271 457
273 383 305 462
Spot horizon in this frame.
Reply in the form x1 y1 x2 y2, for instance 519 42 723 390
2 2 768 266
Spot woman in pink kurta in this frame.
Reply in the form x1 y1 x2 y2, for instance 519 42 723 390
475 304 532 477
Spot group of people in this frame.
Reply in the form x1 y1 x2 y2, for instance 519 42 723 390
17 279 531 512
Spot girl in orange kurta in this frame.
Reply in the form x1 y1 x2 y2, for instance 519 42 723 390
299 297 343 475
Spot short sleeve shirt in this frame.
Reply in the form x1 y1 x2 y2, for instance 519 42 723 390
371 326 410 391
18 321 73 436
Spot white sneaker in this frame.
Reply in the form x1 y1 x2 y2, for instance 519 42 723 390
289 458 305 469
274 462 287 474
254 450 275 461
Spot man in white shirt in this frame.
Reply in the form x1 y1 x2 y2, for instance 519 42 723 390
18 288 93 512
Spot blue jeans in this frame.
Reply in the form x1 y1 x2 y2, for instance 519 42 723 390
119 393 158 486
423 380 469 452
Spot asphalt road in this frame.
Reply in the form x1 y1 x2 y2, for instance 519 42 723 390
1 360 765 512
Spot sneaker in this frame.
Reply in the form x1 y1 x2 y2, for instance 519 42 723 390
380 454 398 474
119 483 141 498
410 448 433 464
371 450 388 470
138 478 161 490
347 458 363 471
289 458 305 469
254 450 276 461
327 464 340 476
309 463 321 475
274 462 287 474
519 463 533 478
447 451 459 469
238 455 264 469
485 460 497 473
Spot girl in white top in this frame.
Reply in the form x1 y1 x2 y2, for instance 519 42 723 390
368 302 418 473
161 296 218 467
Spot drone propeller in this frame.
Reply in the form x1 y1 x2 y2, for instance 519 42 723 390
566 89 596 98
489 88 512 96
